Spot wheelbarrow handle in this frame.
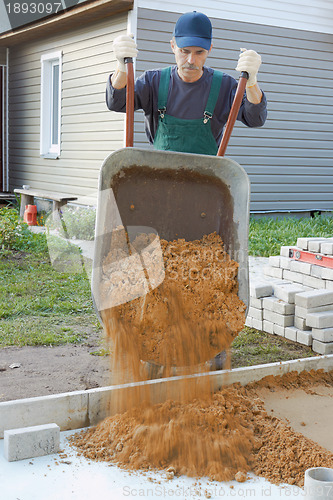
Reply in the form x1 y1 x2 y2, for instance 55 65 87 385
217 71 249 157
125 57 134 147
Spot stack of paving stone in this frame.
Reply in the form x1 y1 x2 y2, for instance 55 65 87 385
246 237 333 355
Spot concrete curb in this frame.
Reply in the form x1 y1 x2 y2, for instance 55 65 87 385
1 355 332 438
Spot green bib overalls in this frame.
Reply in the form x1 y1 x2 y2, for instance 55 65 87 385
153 67 224 156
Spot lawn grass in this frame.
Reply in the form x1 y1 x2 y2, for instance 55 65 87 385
248 212 333 256
0 250 100 347
1 208 332 359
231 327 315 368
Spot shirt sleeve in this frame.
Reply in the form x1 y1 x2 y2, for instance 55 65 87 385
240 91 268 127
106 70 161 144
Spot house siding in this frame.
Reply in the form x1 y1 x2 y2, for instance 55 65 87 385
134 8 333 212
8 13 129 201
137 0 333 35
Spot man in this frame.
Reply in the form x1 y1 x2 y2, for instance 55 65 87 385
106 11 267 155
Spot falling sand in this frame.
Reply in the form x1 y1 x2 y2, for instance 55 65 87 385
70 232 333 487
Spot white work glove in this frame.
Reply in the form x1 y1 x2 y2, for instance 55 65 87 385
236 48 262 87
113 34 138 72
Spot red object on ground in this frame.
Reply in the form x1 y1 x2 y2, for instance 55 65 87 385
23 204 37 226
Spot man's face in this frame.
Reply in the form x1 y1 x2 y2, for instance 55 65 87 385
171 39 212 83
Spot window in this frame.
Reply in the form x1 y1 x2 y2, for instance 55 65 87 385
40 51 62 158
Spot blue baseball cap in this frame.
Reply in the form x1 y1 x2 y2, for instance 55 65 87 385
173 11 212 51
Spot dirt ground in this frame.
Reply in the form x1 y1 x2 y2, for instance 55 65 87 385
0 333 111 402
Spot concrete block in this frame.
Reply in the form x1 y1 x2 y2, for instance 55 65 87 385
290 260 312 275
306 310 333 329
263 309 294 327
311 327 333 343
4 423 60 462
320 241 333 255
263 320 274 334
295 289 333 308
273 299 295 315
268 256 281 268
252 318 263 330
279 256 292 270
250 282 273 299
248 306 263 321
274 283 306 304
297 237 326 251
296 330 312 346
262 296 279 311
249 296 263 309
285 326 298 342
302 274 325 289
294 316 311 331
295 304 333 319
312 340 333 355
283 269 304 284
245 316 252 328
326 280 333 290
310 265 324 279
321 267 333 281
264 266 283 279
280 246 295 258
308 239 327 253
273 324 285 337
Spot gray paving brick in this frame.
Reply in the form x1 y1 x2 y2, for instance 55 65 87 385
308 239 327 253
321 267 333 281
273 324 285 337
312 340 333 355
249 296 263 309
294 316 311 331
262 296 278 311
250 282 273 299
310 265 324 279
279 256 292 270
273 299 295 315
252 318 263 330
264 266 283 279
295 304 333 319
320 241 333 255
306 311 333 329
273 283 306 304
282 269 304 284
248 306 263 321
290 260 312 275
268 256 281 268
302 274 325 289
311 327 333 343
296 330 312 346
285 326 297 341
245 316 252 328
280 246 295 258
263 320 274 334
297 238 326 251
295 289 333 308
4 423 60 462
263 309 294 327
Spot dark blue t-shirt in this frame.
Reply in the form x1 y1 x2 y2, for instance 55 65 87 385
106 65 267 146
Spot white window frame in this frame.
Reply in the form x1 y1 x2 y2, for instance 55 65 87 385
40 51 62 158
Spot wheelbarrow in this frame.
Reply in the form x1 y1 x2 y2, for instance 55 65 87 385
91 58 250 375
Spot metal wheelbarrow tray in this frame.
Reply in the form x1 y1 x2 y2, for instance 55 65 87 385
91 60 251 368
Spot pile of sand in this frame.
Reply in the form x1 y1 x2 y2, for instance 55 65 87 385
71 231 333 487
71 370 333 487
